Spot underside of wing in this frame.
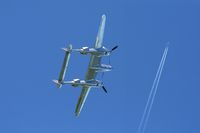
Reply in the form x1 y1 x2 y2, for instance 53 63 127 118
75 87 91 117
74 15 105 116
95 14 106 49
86 55 101 78
74 55 101 116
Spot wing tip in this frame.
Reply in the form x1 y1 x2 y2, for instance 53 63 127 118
75 112 80 117
75 106 81 117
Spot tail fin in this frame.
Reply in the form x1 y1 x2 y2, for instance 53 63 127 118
62 44 72 52
52 80 62 88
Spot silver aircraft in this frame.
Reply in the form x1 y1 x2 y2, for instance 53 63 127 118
53 14 117 116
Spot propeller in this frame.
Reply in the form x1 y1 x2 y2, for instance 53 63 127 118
111 45 118 52
98 73 107 93
108 45 118 64
102 86 108 93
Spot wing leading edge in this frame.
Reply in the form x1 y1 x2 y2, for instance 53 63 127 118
75 15 106 116
95 14 106 49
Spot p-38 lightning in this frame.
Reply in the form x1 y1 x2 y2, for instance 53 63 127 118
53 14 118 116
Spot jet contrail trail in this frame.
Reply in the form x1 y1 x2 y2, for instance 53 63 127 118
141 47 168 133
137 46 169 133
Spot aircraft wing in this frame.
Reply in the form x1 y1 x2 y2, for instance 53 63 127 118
75 86 91 116
95 14 106 49
75 15 106 116
75 56 101 116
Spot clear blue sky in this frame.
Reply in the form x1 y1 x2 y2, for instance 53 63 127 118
0 0 200 133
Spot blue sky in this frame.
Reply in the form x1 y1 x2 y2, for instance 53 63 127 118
0 0 200 133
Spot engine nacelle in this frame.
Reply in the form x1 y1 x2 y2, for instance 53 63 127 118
73 78 80 83
80 47 89 54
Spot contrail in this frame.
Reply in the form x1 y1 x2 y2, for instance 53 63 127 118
137 46 169 133
142 47 168 133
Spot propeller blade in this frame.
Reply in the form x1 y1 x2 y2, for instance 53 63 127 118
111 45 118 51
102 86 108 93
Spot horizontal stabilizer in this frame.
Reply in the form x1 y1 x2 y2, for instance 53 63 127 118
52 80 62 88
62 48 71 52
57 44 72 85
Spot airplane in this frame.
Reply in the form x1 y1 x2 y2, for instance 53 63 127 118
53 14 117 116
